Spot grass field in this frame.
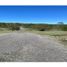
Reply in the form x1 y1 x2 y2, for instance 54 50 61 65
0 30 12 33
0 28 13 35
29 30 67 35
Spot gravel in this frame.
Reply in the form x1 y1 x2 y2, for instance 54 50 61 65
0 32 67 62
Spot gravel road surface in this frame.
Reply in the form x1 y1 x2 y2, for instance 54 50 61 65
0 32 67 62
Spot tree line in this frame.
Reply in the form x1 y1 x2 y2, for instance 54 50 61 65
0 22 67 31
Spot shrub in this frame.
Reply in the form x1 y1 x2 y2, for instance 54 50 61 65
39 28 45 31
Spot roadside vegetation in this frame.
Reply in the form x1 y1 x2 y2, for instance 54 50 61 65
0 22 67 46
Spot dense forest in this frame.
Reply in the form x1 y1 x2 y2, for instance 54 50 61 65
0 22 67 31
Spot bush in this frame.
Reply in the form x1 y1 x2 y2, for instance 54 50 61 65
10 26 20 31
62 26 67 31
39 28 45 31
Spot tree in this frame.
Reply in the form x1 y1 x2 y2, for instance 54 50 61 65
57 22 64 30
58 22 64 25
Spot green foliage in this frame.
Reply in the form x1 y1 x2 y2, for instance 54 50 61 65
10 26 20 31
62 26 67 31
0 23 67 31
0 23 21 31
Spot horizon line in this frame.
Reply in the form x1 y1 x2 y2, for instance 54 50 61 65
0 21 67 24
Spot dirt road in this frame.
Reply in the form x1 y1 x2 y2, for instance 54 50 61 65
0 32 67 62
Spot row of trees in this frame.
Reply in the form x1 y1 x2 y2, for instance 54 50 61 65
22 22 67 31
0 23 21 31
0 22 67 31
